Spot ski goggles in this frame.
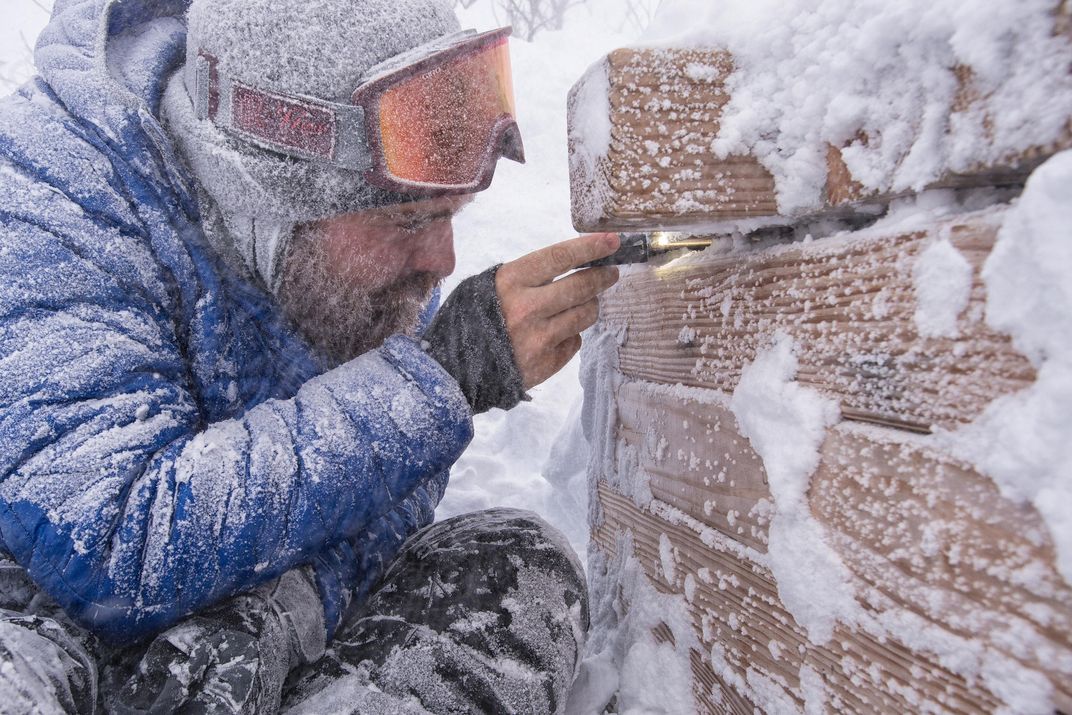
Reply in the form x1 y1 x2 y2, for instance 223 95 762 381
189 27 524 196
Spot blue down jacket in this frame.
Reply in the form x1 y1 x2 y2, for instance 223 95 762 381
0 0 473 645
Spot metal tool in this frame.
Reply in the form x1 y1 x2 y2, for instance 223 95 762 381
581 232 714 268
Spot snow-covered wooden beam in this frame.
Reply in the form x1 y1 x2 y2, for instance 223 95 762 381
568 34 1072 232
574 8 1072 712
599 207 1033 434
581 197 1072 711
583 227 1072 709
568 49 778 232
592 389 1072 712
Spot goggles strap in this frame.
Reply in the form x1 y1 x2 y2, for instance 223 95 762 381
187 52 373 172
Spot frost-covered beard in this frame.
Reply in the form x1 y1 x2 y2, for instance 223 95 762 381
277 231 439 367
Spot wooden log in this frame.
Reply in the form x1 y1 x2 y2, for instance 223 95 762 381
568 36 1072 231
567 49 778 233
599 207 1036 433
593 379 1072 712
616 380 770 554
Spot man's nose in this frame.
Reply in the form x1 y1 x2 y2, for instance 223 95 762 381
408 221 456 279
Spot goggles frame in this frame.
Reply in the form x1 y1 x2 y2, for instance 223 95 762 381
188 27 522 197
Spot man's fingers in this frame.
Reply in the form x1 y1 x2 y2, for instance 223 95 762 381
508 233 620 287
546 298 600 346
497 233 619 389
528 335 582 389
535 266 618 318
555 334 583 367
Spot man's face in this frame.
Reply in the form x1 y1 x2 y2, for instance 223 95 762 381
278 194 473 365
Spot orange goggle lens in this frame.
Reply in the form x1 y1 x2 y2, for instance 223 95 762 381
375 35 518 189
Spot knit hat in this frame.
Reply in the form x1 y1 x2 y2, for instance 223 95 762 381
161 0 462 292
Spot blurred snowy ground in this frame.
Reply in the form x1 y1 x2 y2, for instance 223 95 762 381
0 0 652 565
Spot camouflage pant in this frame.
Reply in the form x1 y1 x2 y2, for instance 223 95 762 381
0 509 588 714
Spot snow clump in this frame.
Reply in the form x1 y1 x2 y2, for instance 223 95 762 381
912 235 974 338
947 150 1072 586
729 332 856 645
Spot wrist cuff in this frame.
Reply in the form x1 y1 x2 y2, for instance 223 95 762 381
423 266 527 414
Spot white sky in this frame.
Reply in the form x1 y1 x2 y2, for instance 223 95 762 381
0 0 53 86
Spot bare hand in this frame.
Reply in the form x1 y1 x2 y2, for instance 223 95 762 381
496 233 621 390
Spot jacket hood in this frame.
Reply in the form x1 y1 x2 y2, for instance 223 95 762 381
36 0 191 127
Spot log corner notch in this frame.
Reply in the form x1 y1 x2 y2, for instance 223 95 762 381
569 9 1072 715
567 24 1072 233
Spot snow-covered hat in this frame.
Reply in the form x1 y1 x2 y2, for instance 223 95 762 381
162 0 461 291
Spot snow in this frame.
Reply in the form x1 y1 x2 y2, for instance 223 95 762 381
568 65 613 176
638 0 1072 215
729 333 855 645
912 235 973 338
567 531 701 715
0 0 639 574
5 1 1071 712
945 150 1072 585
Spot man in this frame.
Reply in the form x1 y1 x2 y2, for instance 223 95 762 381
0 0 620 711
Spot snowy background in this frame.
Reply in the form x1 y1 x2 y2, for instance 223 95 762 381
0 0 657 565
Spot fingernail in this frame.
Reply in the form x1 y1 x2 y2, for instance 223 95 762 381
604 233 620 249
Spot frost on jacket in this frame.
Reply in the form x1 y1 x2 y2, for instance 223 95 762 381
0 0 473 645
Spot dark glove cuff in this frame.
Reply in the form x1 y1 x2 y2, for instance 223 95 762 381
423 266 527 414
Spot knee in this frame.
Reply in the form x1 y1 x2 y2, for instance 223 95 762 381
395 507 590 628
418 508 584 580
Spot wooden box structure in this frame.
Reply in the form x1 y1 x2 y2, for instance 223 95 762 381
570 16 1072 715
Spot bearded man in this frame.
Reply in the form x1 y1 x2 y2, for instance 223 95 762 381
0 0 619 711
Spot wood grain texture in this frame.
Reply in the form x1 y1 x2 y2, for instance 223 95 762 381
616 380 771 554
568 49 778 232
593 380 1072 712
568 38 1072 231
599 207 1036 433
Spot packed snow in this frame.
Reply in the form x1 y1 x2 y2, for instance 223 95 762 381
912 235 974 339
728 333 853 646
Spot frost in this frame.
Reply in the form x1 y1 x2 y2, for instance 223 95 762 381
569 62 613 165
567 59 615 227
684 62 719 83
